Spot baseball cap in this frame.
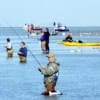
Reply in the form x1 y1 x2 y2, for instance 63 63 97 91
46 53 55 57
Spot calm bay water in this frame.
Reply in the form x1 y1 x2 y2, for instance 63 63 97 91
0 27 100 100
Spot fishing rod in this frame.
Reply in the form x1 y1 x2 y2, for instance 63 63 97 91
28 49 41 66
14 27 42 66
2 19 42 66
16 29 42 66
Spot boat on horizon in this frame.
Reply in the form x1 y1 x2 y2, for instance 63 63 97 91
23 24 42 32
54 25 69 32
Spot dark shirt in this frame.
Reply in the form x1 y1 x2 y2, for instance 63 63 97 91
44 32 50 41
63 35 73 42
65 36 73 41
19 47 27 57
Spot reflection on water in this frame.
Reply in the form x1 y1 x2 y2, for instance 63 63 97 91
43 96 59 100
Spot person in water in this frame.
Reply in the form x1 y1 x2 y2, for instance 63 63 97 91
18 41 27 62
39 31 46 53
5 38 13 58
44 28 50 54
39 53 60 95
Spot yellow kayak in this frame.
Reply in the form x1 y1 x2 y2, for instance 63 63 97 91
58 41 100 46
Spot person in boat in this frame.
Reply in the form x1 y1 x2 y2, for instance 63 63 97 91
23 24 27 31
63 33 83 43
63 33 73 42
53 22 56 27
39 31 46 53
39 53 60 95
17 41 27 63
44 28 50 54
31 24 34 30
5 38 13 58
28 31 32 38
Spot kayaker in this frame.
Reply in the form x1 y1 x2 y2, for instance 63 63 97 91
17 41 27 62
63 33 83 43
53 22 56 27
5 38 13 58
63 33 73 42
39 53 60 95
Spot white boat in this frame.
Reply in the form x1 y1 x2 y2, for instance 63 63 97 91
54 26 69 32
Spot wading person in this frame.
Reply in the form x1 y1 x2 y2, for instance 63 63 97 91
18 41 27 62
39 53 60 95
39 31 46 53
44 28 50 54
5 38 13 58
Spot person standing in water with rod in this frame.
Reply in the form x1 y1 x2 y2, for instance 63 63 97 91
5 38 13 58
39 53 60 95
18 41 27 63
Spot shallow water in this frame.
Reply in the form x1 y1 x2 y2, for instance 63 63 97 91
0 27 100 100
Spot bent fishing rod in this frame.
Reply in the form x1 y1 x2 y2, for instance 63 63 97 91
14 27 42 66
16 29 42 66
2 19 42 66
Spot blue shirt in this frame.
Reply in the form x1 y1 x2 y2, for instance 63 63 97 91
19 47 27 57
40 34 46 41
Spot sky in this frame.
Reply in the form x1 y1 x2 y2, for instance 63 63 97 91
0 0 100 26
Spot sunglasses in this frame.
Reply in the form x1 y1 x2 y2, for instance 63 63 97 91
48 56 52 58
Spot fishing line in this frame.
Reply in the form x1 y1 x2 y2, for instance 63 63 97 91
2 18 42 66
15 28 42 66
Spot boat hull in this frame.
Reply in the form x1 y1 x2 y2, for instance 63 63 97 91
54 26 69 32
58 41 100 46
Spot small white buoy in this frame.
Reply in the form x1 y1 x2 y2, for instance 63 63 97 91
62 32 65 36
49 91 63 96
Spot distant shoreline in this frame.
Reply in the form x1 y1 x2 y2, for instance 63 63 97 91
0 26 100 28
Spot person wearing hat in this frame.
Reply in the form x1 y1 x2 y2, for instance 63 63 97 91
17 41 27 62
39 53 60 95
5 38 13 58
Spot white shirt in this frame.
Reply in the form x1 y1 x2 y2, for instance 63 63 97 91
5 42 12 49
